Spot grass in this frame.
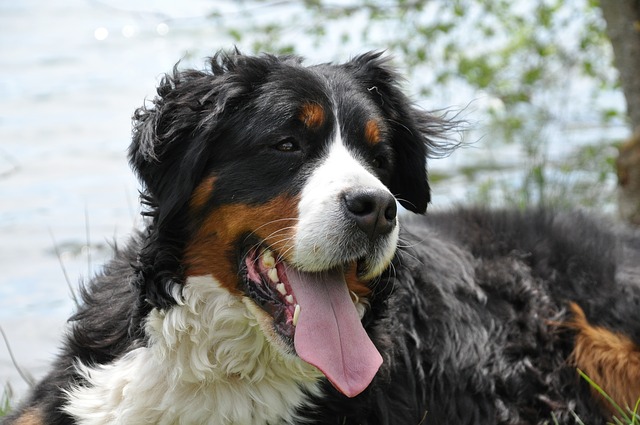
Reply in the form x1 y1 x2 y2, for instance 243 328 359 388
1 324 36 419
0 385 11 417
577 369 640 425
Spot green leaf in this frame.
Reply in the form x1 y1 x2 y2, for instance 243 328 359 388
228 28 242 42
523 67 543 85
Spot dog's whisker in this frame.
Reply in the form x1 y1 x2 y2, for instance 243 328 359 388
243 226 299 265
250 217 300 234
395 234 430 249
242 219 299 244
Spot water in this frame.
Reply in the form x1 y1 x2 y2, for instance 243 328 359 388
0 0 629 401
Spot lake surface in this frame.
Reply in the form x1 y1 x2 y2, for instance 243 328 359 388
0 0 628 401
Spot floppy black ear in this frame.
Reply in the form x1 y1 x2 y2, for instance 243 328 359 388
127 51 273 310
130 52 269 209
348 52 453 214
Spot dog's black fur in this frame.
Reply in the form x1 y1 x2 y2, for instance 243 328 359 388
304 209 640 423
3 51 640 425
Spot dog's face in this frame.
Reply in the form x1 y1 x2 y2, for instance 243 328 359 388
129 52 445 397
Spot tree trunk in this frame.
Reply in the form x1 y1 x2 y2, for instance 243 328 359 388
616 130 640 225
599 0 640 225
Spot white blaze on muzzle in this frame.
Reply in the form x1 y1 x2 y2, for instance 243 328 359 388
287 129 398 397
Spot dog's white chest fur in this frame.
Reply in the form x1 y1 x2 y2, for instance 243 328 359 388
63 276 323 425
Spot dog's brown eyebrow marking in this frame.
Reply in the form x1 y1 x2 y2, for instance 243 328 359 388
299 102 325 129
190 175 217 211
364 119 381 145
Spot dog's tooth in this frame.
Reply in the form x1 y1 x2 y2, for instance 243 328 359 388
276 283 287 296
262 250 276 268
293 304 301 326
285 295 294 304
350 290 359 304
268 267 279 283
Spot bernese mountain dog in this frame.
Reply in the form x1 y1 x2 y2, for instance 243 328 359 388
3 51 640 425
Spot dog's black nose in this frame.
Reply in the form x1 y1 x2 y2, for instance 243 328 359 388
343 189 397 240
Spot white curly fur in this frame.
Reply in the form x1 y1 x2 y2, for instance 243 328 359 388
63 275 323 425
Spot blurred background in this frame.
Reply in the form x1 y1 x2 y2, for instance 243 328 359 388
1 0 636 405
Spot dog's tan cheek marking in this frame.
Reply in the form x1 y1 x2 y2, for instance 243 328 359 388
13 408 44 425
190 175 217 211
568 302 640 413
345 262 372 299
184 195 300 293
299 102 325 129
364 119 381 145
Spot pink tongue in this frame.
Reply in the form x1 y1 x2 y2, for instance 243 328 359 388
285 265 383 398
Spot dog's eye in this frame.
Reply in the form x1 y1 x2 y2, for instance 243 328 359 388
273 137 300 153
372 155 387 169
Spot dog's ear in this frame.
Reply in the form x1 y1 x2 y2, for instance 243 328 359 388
130 52 272 210
348 52 453 214
127 51 274 310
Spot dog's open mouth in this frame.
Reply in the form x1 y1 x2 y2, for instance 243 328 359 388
243 247 383 398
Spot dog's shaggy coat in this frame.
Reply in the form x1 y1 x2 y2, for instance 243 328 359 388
3 51 640 425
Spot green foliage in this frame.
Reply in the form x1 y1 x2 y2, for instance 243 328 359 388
0 384 11 417
464 138 618 209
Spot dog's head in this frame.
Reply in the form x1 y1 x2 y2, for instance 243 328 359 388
129 51 450 397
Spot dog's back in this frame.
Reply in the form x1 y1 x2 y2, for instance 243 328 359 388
301 208 640 423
